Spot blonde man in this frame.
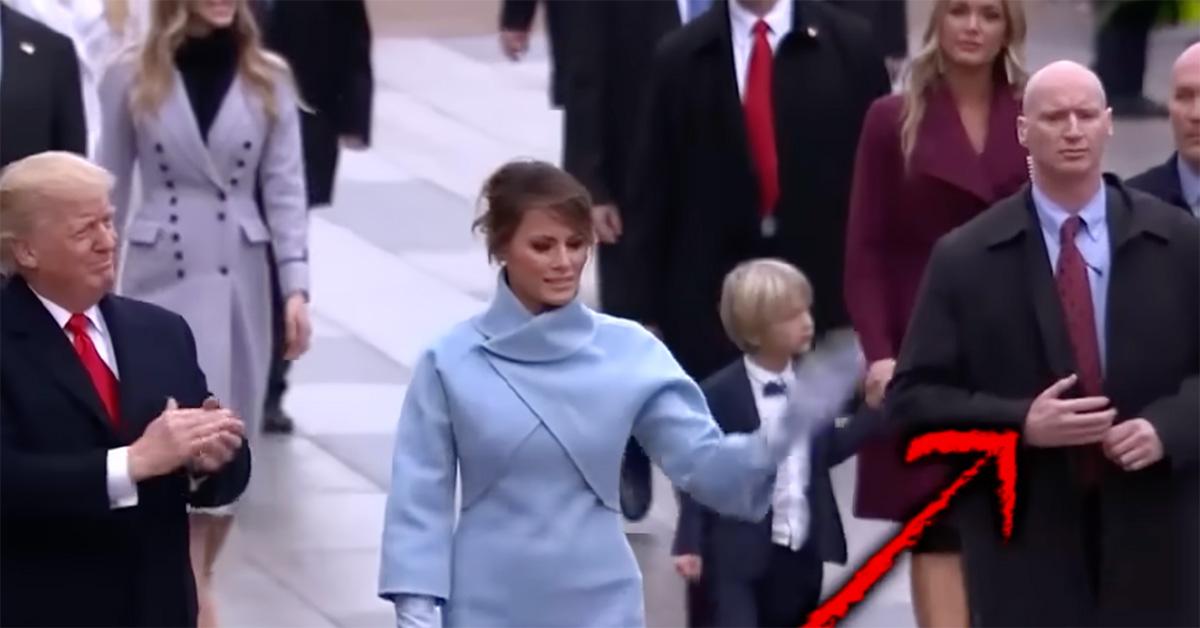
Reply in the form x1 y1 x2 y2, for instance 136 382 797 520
671 258 878 628
0 151 249 627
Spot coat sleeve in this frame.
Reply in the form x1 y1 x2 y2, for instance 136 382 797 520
886 238 1032 432
333 0 374 143
259 72 311 298
844 99 902 363
51 29 88 157
632 343 776 523
95 60 138 240
379 351 458 604
559 0 611 205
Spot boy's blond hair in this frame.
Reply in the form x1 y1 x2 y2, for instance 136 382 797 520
719 258 813 353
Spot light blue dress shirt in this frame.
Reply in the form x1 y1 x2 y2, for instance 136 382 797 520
1176 156 1200 217
1032 184 1111 374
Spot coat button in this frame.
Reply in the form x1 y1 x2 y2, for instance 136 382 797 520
169 214 178 223
236 159 245 168
172 233 180 242
160 163 169 173
230 178 238 187
177 269 186 279
170 197 178 206
217 212 226 221
219 266 229 275
174 251 183 261
218 191 227 201
166 180 175 189
243 141 252 150
155 143 164 153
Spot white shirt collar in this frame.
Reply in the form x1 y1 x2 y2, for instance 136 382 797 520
728 0 793 44
29 287 105 334
744 355 795 388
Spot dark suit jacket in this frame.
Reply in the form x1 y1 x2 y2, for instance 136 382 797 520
829 0 907 59
844 80 1029 520
0 3 87 168
1127 153 1193 213
258 0 373 206
500 0 586 108
0 277 252 627
887 178 1199 627
626 0 889 381
559 0 681 317
672 359 881 578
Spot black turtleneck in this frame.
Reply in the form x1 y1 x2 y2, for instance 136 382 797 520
175 27 239 143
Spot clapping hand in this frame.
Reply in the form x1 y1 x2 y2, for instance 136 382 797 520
190 397 245 475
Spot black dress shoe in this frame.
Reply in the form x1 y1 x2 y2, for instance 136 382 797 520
1110 96 1168 119
263 405 295 434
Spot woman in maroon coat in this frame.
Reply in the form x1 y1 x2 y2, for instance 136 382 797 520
843 0 1029 625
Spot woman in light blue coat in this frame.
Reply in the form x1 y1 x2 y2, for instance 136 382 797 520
379 161 863 627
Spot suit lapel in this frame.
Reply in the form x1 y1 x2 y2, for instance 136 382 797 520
98 296 159 443
910 84 997 203
1018 194 1075 379
727 360 762 433
699 6 758 205
162 71 227 189
3 279 115 435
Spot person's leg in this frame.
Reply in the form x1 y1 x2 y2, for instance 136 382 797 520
262 248 293 433
757 544 823 628
708 576 758 628
189 512 235 628
1094 0 1167 117
910 522 970 628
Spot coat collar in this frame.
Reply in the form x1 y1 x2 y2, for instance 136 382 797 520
474 271 597 363
909 77 1026 203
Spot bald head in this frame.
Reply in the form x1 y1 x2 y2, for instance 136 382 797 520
1022 60 1107 114
1169 43 1200 169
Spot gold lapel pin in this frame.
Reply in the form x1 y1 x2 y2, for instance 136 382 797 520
806 26 818 38
20 41 36 55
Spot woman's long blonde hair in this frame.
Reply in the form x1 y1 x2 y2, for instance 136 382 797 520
900 0 1028 166
131 0 291 121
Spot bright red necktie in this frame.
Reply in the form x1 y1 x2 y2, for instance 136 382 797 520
744 20 780 221
66 314 121 428
1055 217 1104 484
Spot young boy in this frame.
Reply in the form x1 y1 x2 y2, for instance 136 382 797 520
671 258 878 628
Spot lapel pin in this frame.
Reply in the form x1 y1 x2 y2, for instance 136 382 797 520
806 26 818 38
20 41 36 55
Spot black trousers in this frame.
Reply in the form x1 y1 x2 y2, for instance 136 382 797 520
1094 0 1162 98
708 542 824 628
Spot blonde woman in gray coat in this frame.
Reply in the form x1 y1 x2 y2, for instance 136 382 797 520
96 0 311 625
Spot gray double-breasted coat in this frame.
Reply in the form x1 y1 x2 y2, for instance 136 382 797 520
96 55 309 449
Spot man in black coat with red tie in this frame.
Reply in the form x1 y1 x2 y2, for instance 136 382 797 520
888 61 1198 626
625 0 888 383
0 152 251 627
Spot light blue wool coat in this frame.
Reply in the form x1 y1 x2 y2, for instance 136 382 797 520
378 273 781 627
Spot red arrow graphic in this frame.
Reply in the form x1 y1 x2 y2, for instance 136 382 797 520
804 430 1020 628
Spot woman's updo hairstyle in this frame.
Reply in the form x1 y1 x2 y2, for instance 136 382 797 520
473 160 594 263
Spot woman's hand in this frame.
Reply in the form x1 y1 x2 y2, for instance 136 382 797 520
284 292 312 360
864 358 896 409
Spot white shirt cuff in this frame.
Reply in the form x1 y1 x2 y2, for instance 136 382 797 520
106 447 138 509
394 595 440 628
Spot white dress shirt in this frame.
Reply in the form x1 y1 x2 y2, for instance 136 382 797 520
32 289 138 509
728 0 793 101
744 356 810 551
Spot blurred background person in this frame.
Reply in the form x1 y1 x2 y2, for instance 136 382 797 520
94 0 311 624
252 0 373 434
831 0 909 86
5 0 149 155
0 150 250 628
0 2 86 167
842 0 1028 625
1093 0 1177 118
1129 41 1200 214
625 0 887 387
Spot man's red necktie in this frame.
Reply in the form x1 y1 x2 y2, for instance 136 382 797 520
66 313 121 427
1055 216 1104 484
744 20 780 222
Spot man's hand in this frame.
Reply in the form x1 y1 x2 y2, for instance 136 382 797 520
190 397 245 474
499 29 530 61
284 292 312 360
591 203 623 244
1102 418 1164 471
673 554 703 582
864 358 896 409
1023 374 1115 447
128 398 244 482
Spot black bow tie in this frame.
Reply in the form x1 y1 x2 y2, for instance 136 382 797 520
763 381 787 397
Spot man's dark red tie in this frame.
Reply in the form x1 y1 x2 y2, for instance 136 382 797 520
66 313 121 428
744 20 779 222
1055 216 1105 485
